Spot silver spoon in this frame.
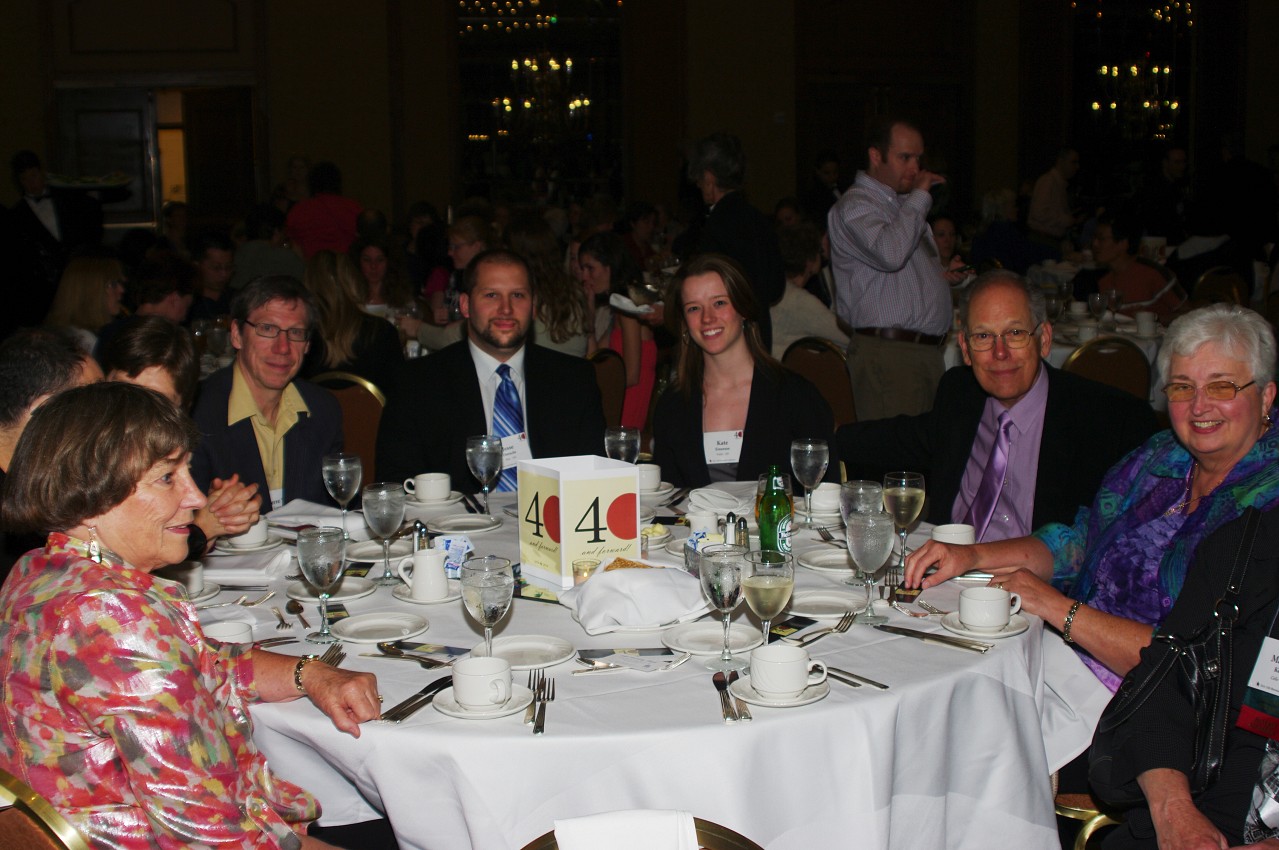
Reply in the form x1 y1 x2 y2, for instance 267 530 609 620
285 599 312 629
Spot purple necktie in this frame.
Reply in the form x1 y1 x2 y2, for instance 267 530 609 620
965 410 1012 542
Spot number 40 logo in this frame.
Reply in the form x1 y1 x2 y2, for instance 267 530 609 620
523 492 638 543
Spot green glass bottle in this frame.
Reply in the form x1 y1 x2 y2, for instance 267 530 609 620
757 464 793 553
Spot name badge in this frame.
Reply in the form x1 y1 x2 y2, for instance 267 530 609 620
1238 636 1279 740
703 430 744 466
501 432 532 470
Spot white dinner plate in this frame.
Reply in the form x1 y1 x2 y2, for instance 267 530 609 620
285 577 377 604
331 612 429 644
730 677 830 708
426 514 503 535
187 582 223 605
788 589 867 619
470 635 575 670
211 534 286 555
941 612 1029 640
346 539 413 561
662 622 763 656
392 581 463 605
796 548 856 574
433 685 534 719
639 481 676 499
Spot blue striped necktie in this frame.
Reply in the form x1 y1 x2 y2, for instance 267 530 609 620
492 364 523 491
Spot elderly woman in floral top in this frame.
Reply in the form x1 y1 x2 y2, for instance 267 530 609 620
0 383 380 849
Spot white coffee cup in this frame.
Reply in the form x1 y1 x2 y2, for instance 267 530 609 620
931 523 976 545
637 463 662 492
1135 311 1158 337
1068 301 1088 317
403 472 451 502
1075 320 1098 341
203 620 254 644
959 586 1022 633
749 643 827 700
397 549 450 601
229 517 269 548
158 561 203 595
685 511 718 536
452 656 512 710
809 482 840 513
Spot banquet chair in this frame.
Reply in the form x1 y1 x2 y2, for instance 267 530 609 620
0 767 90 850
311 371 385 483
781 336 858 427
590 349 627 429
1054 791 1121 850
1060 336 1150 401
1191 266 1247 306
518 816 764 850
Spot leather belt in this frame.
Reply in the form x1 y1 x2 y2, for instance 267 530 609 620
855 327 946 347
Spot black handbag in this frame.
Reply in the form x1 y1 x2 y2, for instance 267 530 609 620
1089 507 1262 806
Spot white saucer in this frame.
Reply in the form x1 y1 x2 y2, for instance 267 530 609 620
940 612 1029 640
346 539 413 561
640 481 676 499
212 534 286 555
330 612 429 644
795 507 843 524
285 577 377 603
470 635 575 670
392 581 462 605
641 530 673 548
788 589 866 619
662 622 763 656
188 582 222 605
408 490 465 508
426 514 503 535
664 537 689 557
433 685 534 719
796 548 856 574
730 677 830 708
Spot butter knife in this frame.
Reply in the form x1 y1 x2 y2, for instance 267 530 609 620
381 676 452 722
711 673 738 723
726 671 752 721
826 666 889 689
874 624 992 653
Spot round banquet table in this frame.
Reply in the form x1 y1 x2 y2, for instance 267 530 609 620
208 490 1077 850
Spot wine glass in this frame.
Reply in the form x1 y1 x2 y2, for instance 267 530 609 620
845 511 896 624
742 550 794 646
207 326 229 359
322 452 363 539
789 438 829 527
698 543 748 672
1087 292 1106 326
1044 293 1063 324
1106 288 1123 331
882 471 925 586
461 556 515 657
465 435 504 513
296 526 346 644
604 427 639 464
839 480 883 525
362 482 406 586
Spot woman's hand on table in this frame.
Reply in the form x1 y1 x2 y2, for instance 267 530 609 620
300 661 382 738
195 475 260 541
904 540 979 589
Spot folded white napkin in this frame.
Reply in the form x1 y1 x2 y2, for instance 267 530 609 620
558 568 709 635
553 810 698 850
267 500 370 541
202 550 293 585
687 481 756 515
608 292 656 316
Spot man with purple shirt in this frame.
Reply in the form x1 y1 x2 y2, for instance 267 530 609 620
836 270 1157 541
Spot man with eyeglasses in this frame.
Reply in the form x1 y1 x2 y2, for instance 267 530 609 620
191 275 343 510
838 270 1157 542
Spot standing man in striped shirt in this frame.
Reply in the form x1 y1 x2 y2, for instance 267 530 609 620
828 118 951 419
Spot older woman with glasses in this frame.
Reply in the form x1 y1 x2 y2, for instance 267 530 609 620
907 303 1279 693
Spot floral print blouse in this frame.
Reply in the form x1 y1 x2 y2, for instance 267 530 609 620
0 533 317 849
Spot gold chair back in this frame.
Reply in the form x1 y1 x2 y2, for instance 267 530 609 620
1192 265 1247 306
311 371 386 482
781 336 858 427
1060 335 1151 401
0 767 90 850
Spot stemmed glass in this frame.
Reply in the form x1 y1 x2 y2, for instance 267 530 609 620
296 527 346 644
790 438 829 527
1106 289 1123 331
882 471 925 586
461 556 515 657
845 511 896 623
1087 292 1106 327
322 452 363 539
742 550 794 646
362 483 406 586
604 427 639 463
465 435 504 514
699 543 748 672
839 480 883 525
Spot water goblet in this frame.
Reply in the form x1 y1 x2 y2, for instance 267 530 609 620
698 543 748 672
1106 289 1123 331
882 471 925 585
845 511 896 624
296 527 346 643
362 482 406 586
742 550 794 645
790 438 829 527
839 480 884 526
207 326 229 359
1087 292 1106 325
465 435 504 514
604 427 639 464
460 556 515 657
322 452 363 539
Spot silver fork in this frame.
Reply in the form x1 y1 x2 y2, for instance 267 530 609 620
918 600 952 616
196 595 247 610
814 526 844 545
890 601 929 618
524 668 544 725
240 590 276 607
270 606 292 630
532 677 555 735
319 643 345 667
792 610 856 647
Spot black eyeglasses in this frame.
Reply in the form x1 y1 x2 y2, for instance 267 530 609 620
242 319 310 343
964 324 1041 352
1161 380 1256 403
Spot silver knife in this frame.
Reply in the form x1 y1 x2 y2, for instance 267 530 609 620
711 675 737 724
381 676 452 722
726 671 751 721
874 624 992 653
827 666 889 689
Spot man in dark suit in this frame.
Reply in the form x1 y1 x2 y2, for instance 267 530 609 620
377 249 606 491
838 270 1158 541
191 276 343 510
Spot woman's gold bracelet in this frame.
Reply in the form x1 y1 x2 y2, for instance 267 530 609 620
1062 601 1084 644
294 655 319 693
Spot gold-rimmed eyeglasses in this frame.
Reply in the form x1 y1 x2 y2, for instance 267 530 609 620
1161 380 1256 403
964 324 1041 352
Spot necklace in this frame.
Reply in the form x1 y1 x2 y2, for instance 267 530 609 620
1164 461 1227 517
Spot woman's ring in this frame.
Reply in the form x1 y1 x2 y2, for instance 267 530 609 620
993 582 1004 590
377 694 384 703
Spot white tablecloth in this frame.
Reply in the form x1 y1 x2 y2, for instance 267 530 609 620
219 495 1086 850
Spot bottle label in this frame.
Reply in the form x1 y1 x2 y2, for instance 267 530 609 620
777 514 792 554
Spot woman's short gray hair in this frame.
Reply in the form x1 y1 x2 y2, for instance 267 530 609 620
1157 304 1276 388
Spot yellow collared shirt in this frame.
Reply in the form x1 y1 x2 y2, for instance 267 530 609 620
228 366 309 508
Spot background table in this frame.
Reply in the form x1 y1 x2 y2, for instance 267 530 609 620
212 494 1068 850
